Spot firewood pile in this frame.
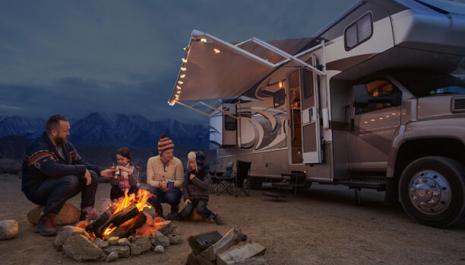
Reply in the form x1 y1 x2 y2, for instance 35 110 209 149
186 228 269 265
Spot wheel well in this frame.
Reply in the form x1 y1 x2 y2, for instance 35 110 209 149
386 138 465 204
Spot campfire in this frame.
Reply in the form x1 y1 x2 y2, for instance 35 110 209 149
55 188 182 262
83 189 160 239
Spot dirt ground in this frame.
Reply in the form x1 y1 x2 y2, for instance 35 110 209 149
1 174 465 265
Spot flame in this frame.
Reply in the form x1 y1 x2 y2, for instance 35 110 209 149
101 189 153 237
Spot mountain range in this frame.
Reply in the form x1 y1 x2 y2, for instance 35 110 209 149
0 113 211 167
0 112 209 148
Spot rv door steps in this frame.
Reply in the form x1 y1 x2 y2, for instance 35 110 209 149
333 179 386 192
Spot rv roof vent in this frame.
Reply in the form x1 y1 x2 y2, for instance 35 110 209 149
452 97 465 113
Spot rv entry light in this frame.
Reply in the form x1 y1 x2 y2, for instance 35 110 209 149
180 74 186 79
180 67 187 71
178 80 184 85
182 58 188 63
213 48 221 54
200 37 208 43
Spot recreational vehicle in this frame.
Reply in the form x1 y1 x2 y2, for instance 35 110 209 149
168 0 465 228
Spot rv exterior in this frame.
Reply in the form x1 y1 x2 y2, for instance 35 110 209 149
168 0 465 227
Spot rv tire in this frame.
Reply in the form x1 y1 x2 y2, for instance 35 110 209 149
399 156 465 228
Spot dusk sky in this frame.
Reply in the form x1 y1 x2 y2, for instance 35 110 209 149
0 0 355 123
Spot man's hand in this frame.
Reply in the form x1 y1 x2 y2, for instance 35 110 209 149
160 181 168 191
84 169 92 186
184 199 192 206
100 168 115 178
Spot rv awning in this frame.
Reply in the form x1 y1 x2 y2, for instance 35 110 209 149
168 30 326 116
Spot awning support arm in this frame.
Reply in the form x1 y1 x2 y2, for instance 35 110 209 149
175 101 211 118
250 37 326 76
198 101 239 120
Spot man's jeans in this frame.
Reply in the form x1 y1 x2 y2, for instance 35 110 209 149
147 186 182 211
24 171 98 215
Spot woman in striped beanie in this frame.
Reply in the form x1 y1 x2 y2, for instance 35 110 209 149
146 134 184 219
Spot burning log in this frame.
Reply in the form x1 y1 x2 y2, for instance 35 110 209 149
108 213 146 239
86 205 140 238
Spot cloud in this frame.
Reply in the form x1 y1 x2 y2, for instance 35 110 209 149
0 0 355 122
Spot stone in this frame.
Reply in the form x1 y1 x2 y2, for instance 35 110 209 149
62 234 104 262
168 234 183 245
153 245 165 254
0 219 19 240
118 238 130 246
155 221 173 235
152 231 170 247
27 203 80 225
130 237 152 255
104 246 131 258
54 225 87 250
105 251 119 262
95 238 109 249
108 237 119 246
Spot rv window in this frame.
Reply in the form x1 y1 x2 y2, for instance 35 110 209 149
345 13 373 51
224 115 237 131
273 89 286 108
392 71 465 98
355 79 401 114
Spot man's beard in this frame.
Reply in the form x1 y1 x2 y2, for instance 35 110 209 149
54 136 67 145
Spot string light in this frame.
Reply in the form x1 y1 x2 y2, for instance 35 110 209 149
180 74 186 79
176 85 182 90
182 58 188 63
180 67 187 71
200 38 207 43
213 48 221 54
178 80 184 85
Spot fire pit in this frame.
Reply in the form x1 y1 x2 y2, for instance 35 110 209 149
54 189 183 262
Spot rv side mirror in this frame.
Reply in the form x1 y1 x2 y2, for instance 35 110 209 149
353 84 370 107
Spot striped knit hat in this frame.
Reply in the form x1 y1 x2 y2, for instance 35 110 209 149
158 135 175 154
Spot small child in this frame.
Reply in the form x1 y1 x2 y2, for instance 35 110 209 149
177 151 224 225
110 147 138 200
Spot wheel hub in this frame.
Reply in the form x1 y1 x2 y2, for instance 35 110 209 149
409 170 451 215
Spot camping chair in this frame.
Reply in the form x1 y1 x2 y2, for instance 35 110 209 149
214 161 235 195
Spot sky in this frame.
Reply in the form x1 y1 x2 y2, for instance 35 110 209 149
0 0 355 123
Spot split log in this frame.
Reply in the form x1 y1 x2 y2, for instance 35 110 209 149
217 242 266 265
188 231 223 255
201 228 245 261
108 213 146 238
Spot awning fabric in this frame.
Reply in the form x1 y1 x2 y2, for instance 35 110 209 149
169 30 314 104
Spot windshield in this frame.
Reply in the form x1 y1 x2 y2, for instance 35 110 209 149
391 71 465 98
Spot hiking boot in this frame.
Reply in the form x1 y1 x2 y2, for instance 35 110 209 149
36 213 57 236
209 214 225 225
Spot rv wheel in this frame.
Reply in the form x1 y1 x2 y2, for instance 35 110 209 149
399 156 465 228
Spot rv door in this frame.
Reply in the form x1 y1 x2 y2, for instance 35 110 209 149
300 57 322 164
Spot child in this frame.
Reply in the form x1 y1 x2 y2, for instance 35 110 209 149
177 151 224 225
110 147 138 200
